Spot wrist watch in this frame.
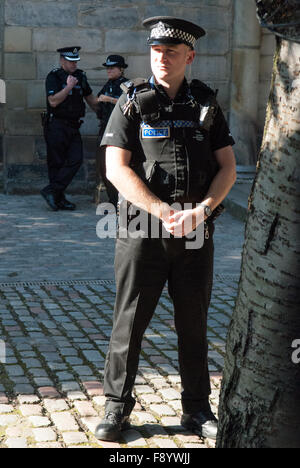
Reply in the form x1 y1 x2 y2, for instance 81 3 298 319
200 203 212 218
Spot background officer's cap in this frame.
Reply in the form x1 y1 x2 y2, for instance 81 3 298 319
57 47 81 61
143 16 206 49
103 55 128 69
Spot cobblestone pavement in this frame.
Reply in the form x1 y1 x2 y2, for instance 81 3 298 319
0 194 245 449
0 194 244 281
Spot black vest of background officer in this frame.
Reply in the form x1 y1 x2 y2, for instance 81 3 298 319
46 68 90 121
97 76 128 139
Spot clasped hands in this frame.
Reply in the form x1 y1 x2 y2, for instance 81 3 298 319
159 203 205 237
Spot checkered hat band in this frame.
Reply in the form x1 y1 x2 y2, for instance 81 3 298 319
62 52 78 57
151 24 196 47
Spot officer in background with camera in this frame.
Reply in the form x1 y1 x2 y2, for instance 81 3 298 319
95 17 237 443
41 46 100 211
95 55 129 206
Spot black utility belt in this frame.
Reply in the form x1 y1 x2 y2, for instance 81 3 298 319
51 116 83 129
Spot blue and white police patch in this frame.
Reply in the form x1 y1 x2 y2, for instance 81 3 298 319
141 124 170 139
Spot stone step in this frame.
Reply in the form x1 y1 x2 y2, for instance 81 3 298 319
223 166 256 223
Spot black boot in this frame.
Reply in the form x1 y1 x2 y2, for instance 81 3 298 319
40 188 59 211
95 412 131 442
181 408 218 440
57 194 76 211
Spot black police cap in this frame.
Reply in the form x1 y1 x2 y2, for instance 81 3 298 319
103 55 128 69
57 47 81 61
143 16 206 49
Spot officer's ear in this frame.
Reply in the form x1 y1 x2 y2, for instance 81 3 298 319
186 48 196 65
60 56 68 68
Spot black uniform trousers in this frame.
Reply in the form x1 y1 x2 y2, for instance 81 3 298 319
104 223 214 417
44 118 83 197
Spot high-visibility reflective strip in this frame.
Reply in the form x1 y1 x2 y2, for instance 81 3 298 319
141 120 198 128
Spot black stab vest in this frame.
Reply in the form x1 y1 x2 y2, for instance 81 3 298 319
123 78 219 205
47 68 87 120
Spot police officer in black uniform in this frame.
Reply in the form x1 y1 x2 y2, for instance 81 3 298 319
95 55 129 206
95 17 237 442
41 47 100 211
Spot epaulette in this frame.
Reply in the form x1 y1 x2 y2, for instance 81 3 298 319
190 80 219 131
51 67 60 74
120 78 149 97
121 78 160 123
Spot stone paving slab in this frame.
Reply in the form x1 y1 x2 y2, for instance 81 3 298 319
0 194 244 282
0 193 245 449
0 278 238 449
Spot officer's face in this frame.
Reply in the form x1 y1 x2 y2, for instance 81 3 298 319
61 58 78 74
106 67 123 81
151 44 195 82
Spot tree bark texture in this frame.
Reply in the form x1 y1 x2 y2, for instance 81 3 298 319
217 37 300 448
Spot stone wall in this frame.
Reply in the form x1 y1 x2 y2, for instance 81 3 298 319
259 28 276 133
228 0 276 166
0 0 274 194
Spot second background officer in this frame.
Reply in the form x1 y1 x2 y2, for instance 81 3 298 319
95 55 128 206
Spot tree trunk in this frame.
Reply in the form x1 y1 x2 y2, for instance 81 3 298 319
217 35 300 448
